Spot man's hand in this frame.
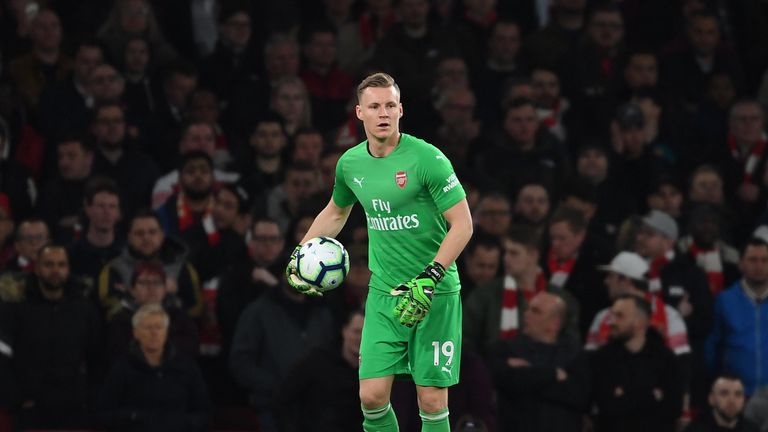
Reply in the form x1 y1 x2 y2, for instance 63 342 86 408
285 245 323 297
507 358 531 368
392 262 445 327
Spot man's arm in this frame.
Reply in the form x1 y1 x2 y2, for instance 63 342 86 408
433 198 473 267
299 198 354 244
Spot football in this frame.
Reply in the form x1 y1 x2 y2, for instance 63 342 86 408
296 236 350 292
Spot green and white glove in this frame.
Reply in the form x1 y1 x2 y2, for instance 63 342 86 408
392 261 446 327
285 245 323 297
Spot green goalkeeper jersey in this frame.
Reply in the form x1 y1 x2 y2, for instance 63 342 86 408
332 133 466 295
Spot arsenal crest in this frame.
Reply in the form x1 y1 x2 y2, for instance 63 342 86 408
395 171 407 189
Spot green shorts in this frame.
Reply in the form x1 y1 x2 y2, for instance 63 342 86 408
359 290 462 387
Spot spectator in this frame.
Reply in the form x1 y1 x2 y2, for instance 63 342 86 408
0 116 36 223
238 113 289 196
274 307 364 432
105 262 198 362
531 66 572 145
460 234 501 298
0 195 14 272
99 304 210 432
121 36 156 122
188 89 233 169
89 102 160 219
86 63 126 106
471 193 510 239
270 76 313 138
151 120 240 209
5 218 50 276
5 245 100 429
38 38 103 138
216 217 285 352
263 162 322 233
155 151 215 239
523 0 587 70
68 177 123 294
229 277 333 430
585 251 691 358
290 127 325 168
490 292 589 432
686 374 759 432
513 182 551 235
97 0 177 67
591 295 684 432
336 0 397 76
647 175 685 222
705 238 768 396
430 86 482 175
475 20 526 126
38 132 94 238
9 8 71 118
299 22 354 134
688 165 726 206
622 49 660 99
98 210 203 318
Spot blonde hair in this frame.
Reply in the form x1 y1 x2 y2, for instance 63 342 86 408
356 72 400 103
131 303 169 329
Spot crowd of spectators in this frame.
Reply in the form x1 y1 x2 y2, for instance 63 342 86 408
1 0 768 431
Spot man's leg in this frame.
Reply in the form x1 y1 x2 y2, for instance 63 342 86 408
416 385 450 432
360 376 399 432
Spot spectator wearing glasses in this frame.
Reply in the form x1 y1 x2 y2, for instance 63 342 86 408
473 192 513 238
4 218 50 277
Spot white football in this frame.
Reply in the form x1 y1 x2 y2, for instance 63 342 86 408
296 236 350 292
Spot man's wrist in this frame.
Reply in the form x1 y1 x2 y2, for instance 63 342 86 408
424 261 446 283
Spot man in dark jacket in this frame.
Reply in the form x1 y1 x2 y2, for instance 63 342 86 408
685 374 759 432
5 245 100 429
591 295 684 432
491 292 589 432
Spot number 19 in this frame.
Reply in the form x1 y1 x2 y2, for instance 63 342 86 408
431 341 455 366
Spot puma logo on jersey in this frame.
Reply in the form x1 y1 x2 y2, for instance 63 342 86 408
353 177 364 188
441 366 452 376
436 155 444 160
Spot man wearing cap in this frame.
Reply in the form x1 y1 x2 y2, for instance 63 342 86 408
585 251 691 358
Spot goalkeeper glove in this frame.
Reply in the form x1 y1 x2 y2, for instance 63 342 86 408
285 245 323 297
392 261 446 327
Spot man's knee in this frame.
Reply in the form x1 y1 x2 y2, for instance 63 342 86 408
416 387 448 413
360 378 393 409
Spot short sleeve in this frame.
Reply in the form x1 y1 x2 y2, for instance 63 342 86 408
331 155 357 208
421 146 466 213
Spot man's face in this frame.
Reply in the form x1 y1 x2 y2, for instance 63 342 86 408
180 159 214 198
284 170 318 202
548 221 584 260
220 11 251 50
180 124 216 156
341 312 364 368
439 90 475 126
31 9 62 51
165 74 197 108
124 39 149 74
435 58 468 91
654 184 683 218
504 105 539 144
399 0 429 28
189 93 219 125
272 83 306 123
249 221 284 265
620 127 646 156
265 41 300 80
523 293 556 341
740 245 768 286
689 16 720 56
128 217 164 257
305 31 337 70
251 122 286 157
89 65 124 103
689 172 724 204
73 46 103 84
588 11 624 50
120 0 150 34
92 106 126 148
15 222 50 261
57 141 93 180
212 188 239 230
531 69 560 108
36 247 69 290
293 133 324 166
85 192 121 232
476 198 511 237
577 149 608 183
690 214 719 246
356 86 403 143
709 378 745 421
133 314 168 353
608 298 640 341
708 74 736 109
130 272 166 305
624 54 658 89
729 103 764 145
604 272 628 299
465 246 500 286
503 239 536 277
635 225 670 259
488 23 520 66
515 185 549 224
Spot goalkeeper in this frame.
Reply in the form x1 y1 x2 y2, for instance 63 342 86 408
285 72 473 432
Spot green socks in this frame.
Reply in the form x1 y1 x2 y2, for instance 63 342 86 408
362 402 400 432
420 407 450 432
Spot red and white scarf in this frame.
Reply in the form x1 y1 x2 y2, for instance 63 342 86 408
689 242 725 296
16 256 34 273
647 251 673 337
728 133 768 184
547 250 576 288
176 193 220 246
500 271 547 339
